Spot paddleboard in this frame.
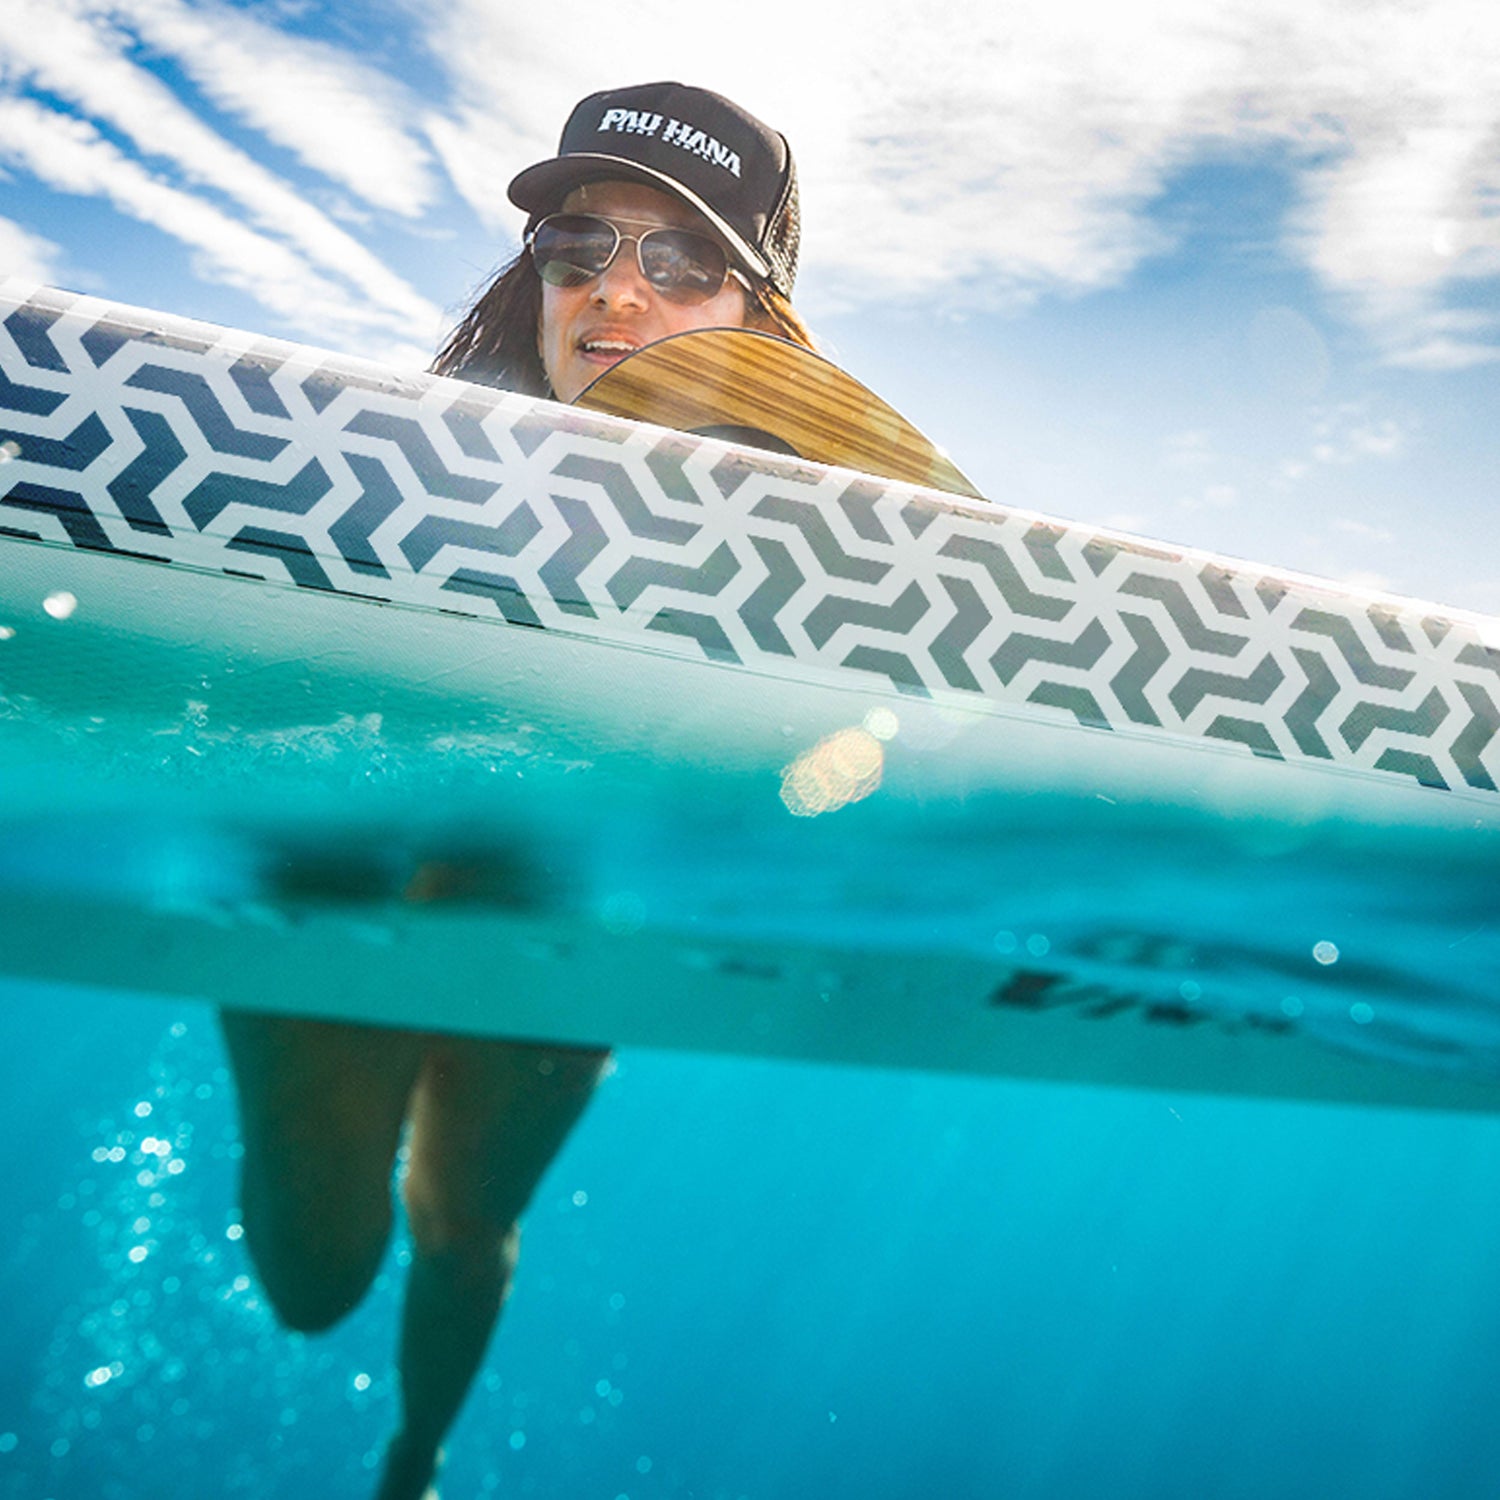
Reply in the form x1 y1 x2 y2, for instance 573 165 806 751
4 277 1500 1113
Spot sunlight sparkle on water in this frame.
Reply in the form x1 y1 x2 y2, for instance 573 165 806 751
43 591 78 620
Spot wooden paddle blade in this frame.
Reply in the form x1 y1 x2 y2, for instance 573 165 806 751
574 327 983 498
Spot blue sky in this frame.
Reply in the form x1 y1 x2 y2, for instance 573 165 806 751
1 0 1496 611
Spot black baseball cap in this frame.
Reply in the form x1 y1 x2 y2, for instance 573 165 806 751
507 81 800 297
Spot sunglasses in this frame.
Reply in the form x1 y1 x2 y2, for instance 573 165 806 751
527 213 745 305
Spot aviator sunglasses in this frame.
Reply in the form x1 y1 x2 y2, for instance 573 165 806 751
527 213 747 305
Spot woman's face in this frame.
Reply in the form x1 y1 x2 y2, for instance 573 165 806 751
537 180 749 403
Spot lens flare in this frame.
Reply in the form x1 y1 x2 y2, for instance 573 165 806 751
780 727 884 817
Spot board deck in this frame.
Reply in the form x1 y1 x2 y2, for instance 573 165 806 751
4 278 1500 1112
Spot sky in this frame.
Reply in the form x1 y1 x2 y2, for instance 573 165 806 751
1 0 1497 611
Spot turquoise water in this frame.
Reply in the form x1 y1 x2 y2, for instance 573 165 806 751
7 979 1500 1499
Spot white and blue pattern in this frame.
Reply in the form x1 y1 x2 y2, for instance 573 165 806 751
4 278 1500 798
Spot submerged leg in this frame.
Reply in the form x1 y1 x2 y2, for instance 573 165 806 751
220 1011 425 1332
376 1036 610 1500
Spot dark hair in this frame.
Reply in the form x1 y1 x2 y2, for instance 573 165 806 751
431 253 547 394
431 251 817 397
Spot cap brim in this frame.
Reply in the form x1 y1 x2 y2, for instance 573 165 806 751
507 153 771 283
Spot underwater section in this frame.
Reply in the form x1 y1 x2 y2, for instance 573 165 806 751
9 980 1500 1499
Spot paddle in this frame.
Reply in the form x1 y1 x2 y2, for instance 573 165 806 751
574 327 982 498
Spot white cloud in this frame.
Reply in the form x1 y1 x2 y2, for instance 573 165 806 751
422 109 535 245
1349 424 1403 458
1392 342 1500 372
1283 3 1500 366
3 0 1496 374
408 0 1222 307
1178 482 1239 512
411 0 1500 356
110 0 437 216
0 214 63 281
1383 317 1500 371
1311 406 1408 463
0 0 441 341
1331 518 1395 544
0 97 430 365
1163 430 1216 468
1278 403 1410 483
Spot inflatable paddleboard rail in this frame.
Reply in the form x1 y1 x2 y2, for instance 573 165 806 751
3 279 1500 799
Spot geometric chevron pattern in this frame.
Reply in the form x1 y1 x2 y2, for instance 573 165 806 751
5 277 1500 797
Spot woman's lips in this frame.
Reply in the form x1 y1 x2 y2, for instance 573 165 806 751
577 336 642 368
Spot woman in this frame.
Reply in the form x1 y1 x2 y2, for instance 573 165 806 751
224 81 816 1500
434 79 813 396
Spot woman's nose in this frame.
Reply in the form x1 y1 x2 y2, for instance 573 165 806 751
590 241 650 309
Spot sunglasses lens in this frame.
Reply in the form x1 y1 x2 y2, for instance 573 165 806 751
530 215 617 287
530 215 731 304
638 229 728 303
